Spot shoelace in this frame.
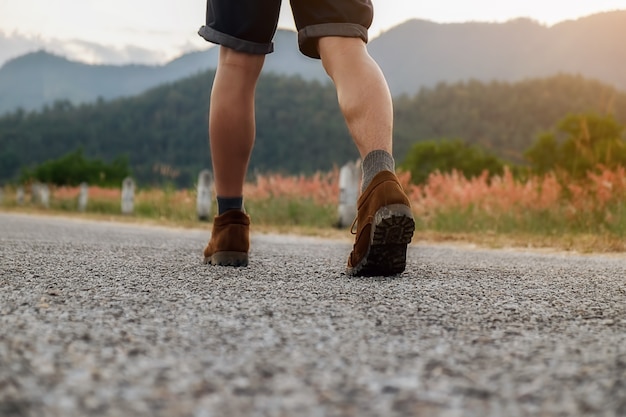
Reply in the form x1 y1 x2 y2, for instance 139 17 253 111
350 217 358 235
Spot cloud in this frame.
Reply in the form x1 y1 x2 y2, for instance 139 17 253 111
57 39 169 65
0 31 188 67
0 32 46 66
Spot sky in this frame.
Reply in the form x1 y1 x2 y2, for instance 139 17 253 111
0 0 625 65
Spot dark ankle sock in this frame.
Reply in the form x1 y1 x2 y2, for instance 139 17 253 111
361 150 395 192
217 196 243 215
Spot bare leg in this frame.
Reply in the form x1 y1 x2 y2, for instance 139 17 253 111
318 37 393 158
209 46 265 197
318 37 414 277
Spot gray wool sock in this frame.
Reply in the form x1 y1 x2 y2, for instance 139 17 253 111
361 150 395 192
217 196 244 215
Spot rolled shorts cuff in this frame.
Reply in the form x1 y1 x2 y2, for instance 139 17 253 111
198 25 274 55
298 23 369 59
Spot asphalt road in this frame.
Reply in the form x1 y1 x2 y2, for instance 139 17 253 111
1 212 625 417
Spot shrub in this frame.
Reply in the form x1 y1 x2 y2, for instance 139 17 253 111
400 139 506 185
20 148 130 187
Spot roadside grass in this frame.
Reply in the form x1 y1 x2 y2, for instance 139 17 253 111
2 166 626 254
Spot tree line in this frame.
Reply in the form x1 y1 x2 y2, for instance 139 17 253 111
401 113 626 184
1 70 625 187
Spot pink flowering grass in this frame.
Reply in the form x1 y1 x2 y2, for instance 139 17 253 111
244 170 340 206
404 166 626 236
133 187 196 221
241 170 340 227
49 185 122 213
3 166 625 242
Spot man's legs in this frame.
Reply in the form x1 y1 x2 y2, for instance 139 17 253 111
318 36 415 276
209 46 265 200
318 36 392 159
317 37 397 192
198 0 280 266
203 47 264 267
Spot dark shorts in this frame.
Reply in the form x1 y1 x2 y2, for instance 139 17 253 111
198 0 373 59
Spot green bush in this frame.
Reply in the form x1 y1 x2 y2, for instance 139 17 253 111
20 148 130 187
400 139 506 184
525 113 626 178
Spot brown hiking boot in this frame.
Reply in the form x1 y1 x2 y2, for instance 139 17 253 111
203 210 250 267
347 171 415 277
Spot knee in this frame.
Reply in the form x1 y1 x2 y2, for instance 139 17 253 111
318 37 368 78
218 46 265 78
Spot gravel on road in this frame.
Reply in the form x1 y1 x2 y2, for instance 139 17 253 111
1 212 625 417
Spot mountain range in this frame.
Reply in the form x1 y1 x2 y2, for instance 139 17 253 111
1 11 625 115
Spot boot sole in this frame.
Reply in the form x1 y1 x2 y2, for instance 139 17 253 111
205 251 249 267
348 204 415 277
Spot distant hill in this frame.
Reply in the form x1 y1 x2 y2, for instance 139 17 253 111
0 30 326 115
370 12 626 96
1 72 625 186
1 11 625 114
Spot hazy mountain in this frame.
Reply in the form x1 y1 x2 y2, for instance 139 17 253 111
153 30 328 82
0 31 168 68
0 52 186 114
1 11 625 114
370 12 626 96
0 30 326 114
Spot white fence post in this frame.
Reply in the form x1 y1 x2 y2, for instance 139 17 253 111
121 177 135 215
337 160 362 228
78 182 89 212
16 186 24 205
31 183 40 205
196 169 213 221
37 183 50 209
